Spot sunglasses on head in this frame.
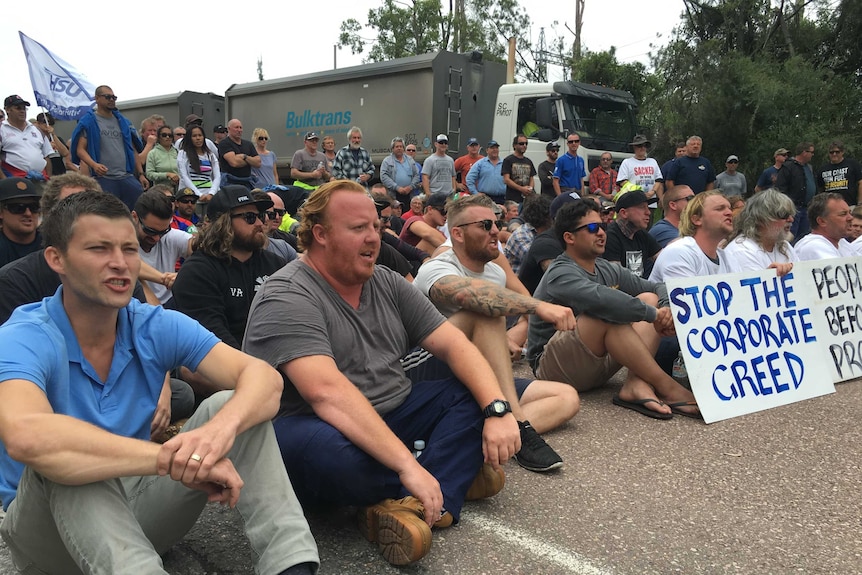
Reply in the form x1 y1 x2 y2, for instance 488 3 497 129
231 211 266 225
456 219 504 231
573 221 608 234
3 202 41 215
140 222 172 236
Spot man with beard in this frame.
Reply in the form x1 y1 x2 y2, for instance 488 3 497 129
173 186 282 351
527 200 700 420
243 181 520 566
132 191 193 306
720 188 798 275
332 126 374 185
603 188 662 279
414 195 579 473
172 187 201 231
794 192 855 260
503 134 537 203
0 177 42 267
649 191 734 282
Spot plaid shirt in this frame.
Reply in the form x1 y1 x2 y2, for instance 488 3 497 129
589 166 618 196
503 223 536 275
332 146 375 181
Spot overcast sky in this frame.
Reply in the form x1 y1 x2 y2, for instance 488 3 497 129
1 0 685 109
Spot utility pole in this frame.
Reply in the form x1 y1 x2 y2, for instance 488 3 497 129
574 0 585 63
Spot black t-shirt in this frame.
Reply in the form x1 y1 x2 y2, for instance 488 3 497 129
376 242 412 278
172 249 286 348
0 248 145 325
816 158 862 206
537 160 556 198
603 221 661 279
0 231 42 269
217 138 258 178
501 155 537 202
518 229 563 294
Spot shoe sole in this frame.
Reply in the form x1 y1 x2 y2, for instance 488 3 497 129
359 505 431 565
465 464 506 500
513 454 564 473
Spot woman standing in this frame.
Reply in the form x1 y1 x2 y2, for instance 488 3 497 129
251 128 279 187
146 125 180 188
321 135 337 175
177 125 220 200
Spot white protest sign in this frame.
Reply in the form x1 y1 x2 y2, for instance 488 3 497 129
792 257 862 383
667 270 835 423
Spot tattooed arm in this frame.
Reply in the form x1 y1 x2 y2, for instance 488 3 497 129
428 275 576 331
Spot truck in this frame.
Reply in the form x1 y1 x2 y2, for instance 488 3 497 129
224 51 639 180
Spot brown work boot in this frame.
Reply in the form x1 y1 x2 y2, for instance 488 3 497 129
358 497 432 565
465 463 506 501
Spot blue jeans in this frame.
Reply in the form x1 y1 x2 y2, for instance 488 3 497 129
96 174 144 212
274 361 484 521
791 206 810 243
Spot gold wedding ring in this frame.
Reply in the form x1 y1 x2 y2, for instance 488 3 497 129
189 453 202 462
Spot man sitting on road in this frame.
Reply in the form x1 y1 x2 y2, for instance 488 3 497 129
603 186 662 279
414 194 579 473
648 185 695 249
794 192 855 260
0 191 319 575
528 200 700 420
399 192 448 254
243 181 520 566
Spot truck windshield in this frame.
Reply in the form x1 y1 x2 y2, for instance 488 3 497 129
560 96 637 153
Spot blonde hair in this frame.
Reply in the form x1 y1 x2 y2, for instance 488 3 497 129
252 127 270 143
296 180 368 250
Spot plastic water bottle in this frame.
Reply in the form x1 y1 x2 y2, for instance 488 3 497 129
672 352 690 390
413 440 425 459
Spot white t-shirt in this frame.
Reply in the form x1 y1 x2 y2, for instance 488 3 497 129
649 236 721 282
794 233 855 261
719 236 798 274
0 121 53 172
617 156 663 208
413 248 506 317
140 229 191 304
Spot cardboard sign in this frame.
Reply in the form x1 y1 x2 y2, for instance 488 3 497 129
667 269 836 423
793 258 862 383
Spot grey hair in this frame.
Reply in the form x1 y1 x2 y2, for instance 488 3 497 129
727 188 796 256
348 126 363 138
686 135 703 145
390 136 405 149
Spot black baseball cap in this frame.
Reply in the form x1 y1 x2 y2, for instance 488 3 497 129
213 124 228 133
206 185 273 220
4 95 30 108
0 177 41 202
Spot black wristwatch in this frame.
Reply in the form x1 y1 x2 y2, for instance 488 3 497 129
482 399 512 418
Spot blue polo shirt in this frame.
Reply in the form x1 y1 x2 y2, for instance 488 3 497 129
0 287 219 510
664 155 716 193
553 152 586 190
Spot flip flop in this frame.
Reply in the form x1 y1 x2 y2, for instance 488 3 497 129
612 394 673 420
667 401 704 420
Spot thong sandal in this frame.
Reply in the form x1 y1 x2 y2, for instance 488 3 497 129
612 394 673 420
667 401 703 420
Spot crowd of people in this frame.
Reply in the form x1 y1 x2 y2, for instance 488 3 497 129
1 85 861 572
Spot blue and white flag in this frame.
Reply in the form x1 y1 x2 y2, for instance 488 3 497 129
19 32 96 121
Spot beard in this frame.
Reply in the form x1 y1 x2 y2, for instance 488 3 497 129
350 141 361 150
233 227 266 252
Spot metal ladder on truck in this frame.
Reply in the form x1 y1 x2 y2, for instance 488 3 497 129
446 66 462 152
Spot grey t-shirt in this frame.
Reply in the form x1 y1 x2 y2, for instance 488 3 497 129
291 148 327 187
413 249 506 317
715 171 747 197
243 260 446 417
139 229 190 304
422 154 456 194
95 113 129 178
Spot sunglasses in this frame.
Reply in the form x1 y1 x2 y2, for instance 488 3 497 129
380 215 392 223
406 148 416 152
727 160 739 164
258 136 268 141
431 206 447 216
775 211 793 220
567 139 580 144
159 132 173 138
177 197 197 204
456 219 504 231
573 221 608 234
3 202 41 215
231 211 266 225
829 150 842 154
516 141 528 146
99 94 118 101
140 222 172 236
673 195 696 203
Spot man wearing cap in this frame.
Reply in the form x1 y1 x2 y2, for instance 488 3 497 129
552 133 586 197
422 135 457 196
173 186 285 353
755 148 789 192
71 85 145 211
218 119 261 190
212 124 228 146
715 155 747 197
34 112 76 176
399 192 448 254
0 177 43 268
132 191 194 306
588 152 619 201
603 188 662 279
616 135 663 207
291 132 331 188
332 126 374 185
380 137 420 206
663 135 715 194
173 188 201 231
537 142 560 199
465 140 506 202
816 140 862 207
0 95 54 181
454 138 484 193
775 141 817 240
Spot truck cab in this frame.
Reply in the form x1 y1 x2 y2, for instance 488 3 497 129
492 81 638 176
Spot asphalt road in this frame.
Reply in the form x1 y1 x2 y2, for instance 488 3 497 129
2 363 861 574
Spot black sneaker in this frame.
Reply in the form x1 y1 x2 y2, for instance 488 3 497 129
514 420 563 472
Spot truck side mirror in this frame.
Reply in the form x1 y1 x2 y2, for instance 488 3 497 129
534 128 556 142
536 98 559 140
